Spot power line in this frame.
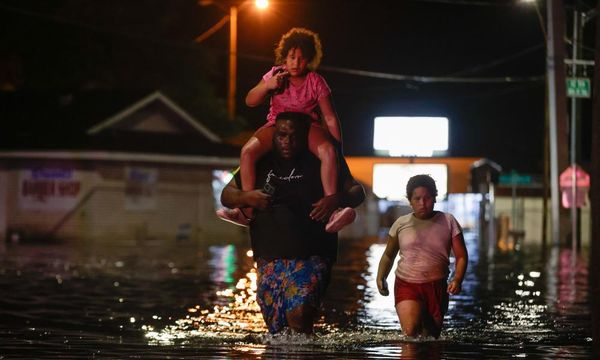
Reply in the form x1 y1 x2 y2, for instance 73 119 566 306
410 0 516 6
241 53 544 84
447 43 545 77
320 65 545 84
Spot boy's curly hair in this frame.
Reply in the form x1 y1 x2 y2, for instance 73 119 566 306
406 174 438 200
274 28 323 71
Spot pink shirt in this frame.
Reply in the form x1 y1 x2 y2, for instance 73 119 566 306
262 66 331 125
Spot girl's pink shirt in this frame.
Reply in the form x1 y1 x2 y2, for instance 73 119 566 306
262 66 331 125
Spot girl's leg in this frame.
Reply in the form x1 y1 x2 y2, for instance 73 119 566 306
218 132 270 227
240 126 275 215
307 125 338 196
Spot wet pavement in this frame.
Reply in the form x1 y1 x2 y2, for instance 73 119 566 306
0 231 593 359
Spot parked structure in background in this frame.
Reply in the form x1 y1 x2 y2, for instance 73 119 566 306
0 91 241 244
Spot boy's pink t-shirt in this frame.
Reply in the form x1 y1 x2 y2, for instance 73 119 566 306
389 212 463 283
262 66 331 125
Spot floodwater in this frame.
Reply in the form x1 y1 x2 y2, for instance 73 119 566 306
0 231 593 359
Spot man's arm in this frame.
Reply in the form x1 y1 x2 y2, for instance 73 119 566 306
220 178 271 210
339 176 366 209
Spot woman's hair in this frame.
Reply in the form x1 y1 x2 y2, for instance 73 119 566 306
274 28 323 70
406 174 438 200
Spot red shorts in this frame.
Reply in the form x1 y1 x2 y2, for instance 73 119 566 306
394 277 449 324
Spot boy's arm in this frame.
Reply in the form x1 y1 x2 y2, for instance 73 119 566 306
376 234 399 296
447 232 468 295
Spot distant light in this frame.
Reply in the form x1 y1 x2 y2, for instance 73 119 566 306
255 0 268 9
373 117 448 157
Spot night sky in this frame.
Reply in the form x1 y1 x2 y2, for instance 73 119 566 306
1 0 597 175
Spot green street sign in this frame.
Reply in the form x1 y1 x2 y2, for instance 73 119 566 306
566 77 591 98
499 172 532 185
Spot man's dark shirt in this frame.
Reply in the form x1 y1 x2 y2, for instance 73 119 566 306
234 150 351 262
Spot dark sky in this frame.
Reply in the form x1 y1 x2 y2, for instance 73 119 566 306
1 0 597 174
233 0 596 174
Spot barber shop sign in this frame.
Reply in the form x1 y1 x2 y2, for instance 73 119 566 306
19 168 81 210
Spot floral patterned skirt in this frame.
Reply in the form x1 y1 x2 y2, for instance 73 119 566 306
256 256 332 333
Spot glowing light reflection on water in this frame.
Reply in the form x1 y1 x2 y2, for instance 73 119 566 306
0 233 594 358
144 265 266 345
142 243 418 349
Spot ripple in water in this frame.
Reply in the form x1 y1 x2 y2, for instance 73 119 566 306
144 255 451 351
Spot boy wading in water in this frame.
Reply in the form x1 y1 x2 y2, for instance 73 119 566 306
376 174 468 338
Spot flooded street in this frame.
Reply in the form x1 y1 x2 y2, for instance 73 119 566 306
0 231 593 359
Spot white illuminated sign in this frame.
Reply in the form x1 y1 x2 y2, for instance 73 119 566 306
373 117 448 157
372 164 448 200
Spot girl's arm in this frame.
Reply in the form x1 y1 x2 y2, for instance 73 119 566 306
376 234 399 296
447 232 468 295
318 94 342 142
246 80 271 107
246 71 287 107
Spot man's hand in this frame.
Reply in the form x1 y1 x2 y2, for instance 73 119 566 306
243 190 271 210
310 194 340 222
377 277 389 296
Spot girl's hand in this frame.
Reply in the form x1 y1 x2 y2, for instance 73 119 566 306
266 68 289 91
447 279 462 295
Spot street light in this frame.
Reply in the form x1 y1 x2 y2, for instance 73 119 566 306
197 0 269 120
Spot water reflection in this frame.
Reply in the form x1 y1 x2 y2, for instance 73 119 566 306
144 262 267 345
363 243 398 328
0 233 593 358
208 245 237 284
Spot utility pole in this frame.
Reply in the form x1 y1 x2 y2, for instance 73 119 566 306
570 10 579 258
546 0 570 246
228 5 238 120
590 1 600 353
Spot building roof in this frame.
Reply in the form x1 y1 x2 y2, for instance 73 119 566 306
87 91 221 142
1 90 241 158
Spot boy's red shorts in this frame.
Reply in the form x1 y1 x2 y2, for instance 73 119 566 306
394 277 449 324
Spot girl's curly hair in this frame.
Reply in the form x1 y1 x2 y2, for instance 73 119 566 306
274 28 323 71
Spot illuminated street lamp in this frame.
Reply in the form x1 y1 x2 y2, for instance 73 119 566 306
197 0 269 120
